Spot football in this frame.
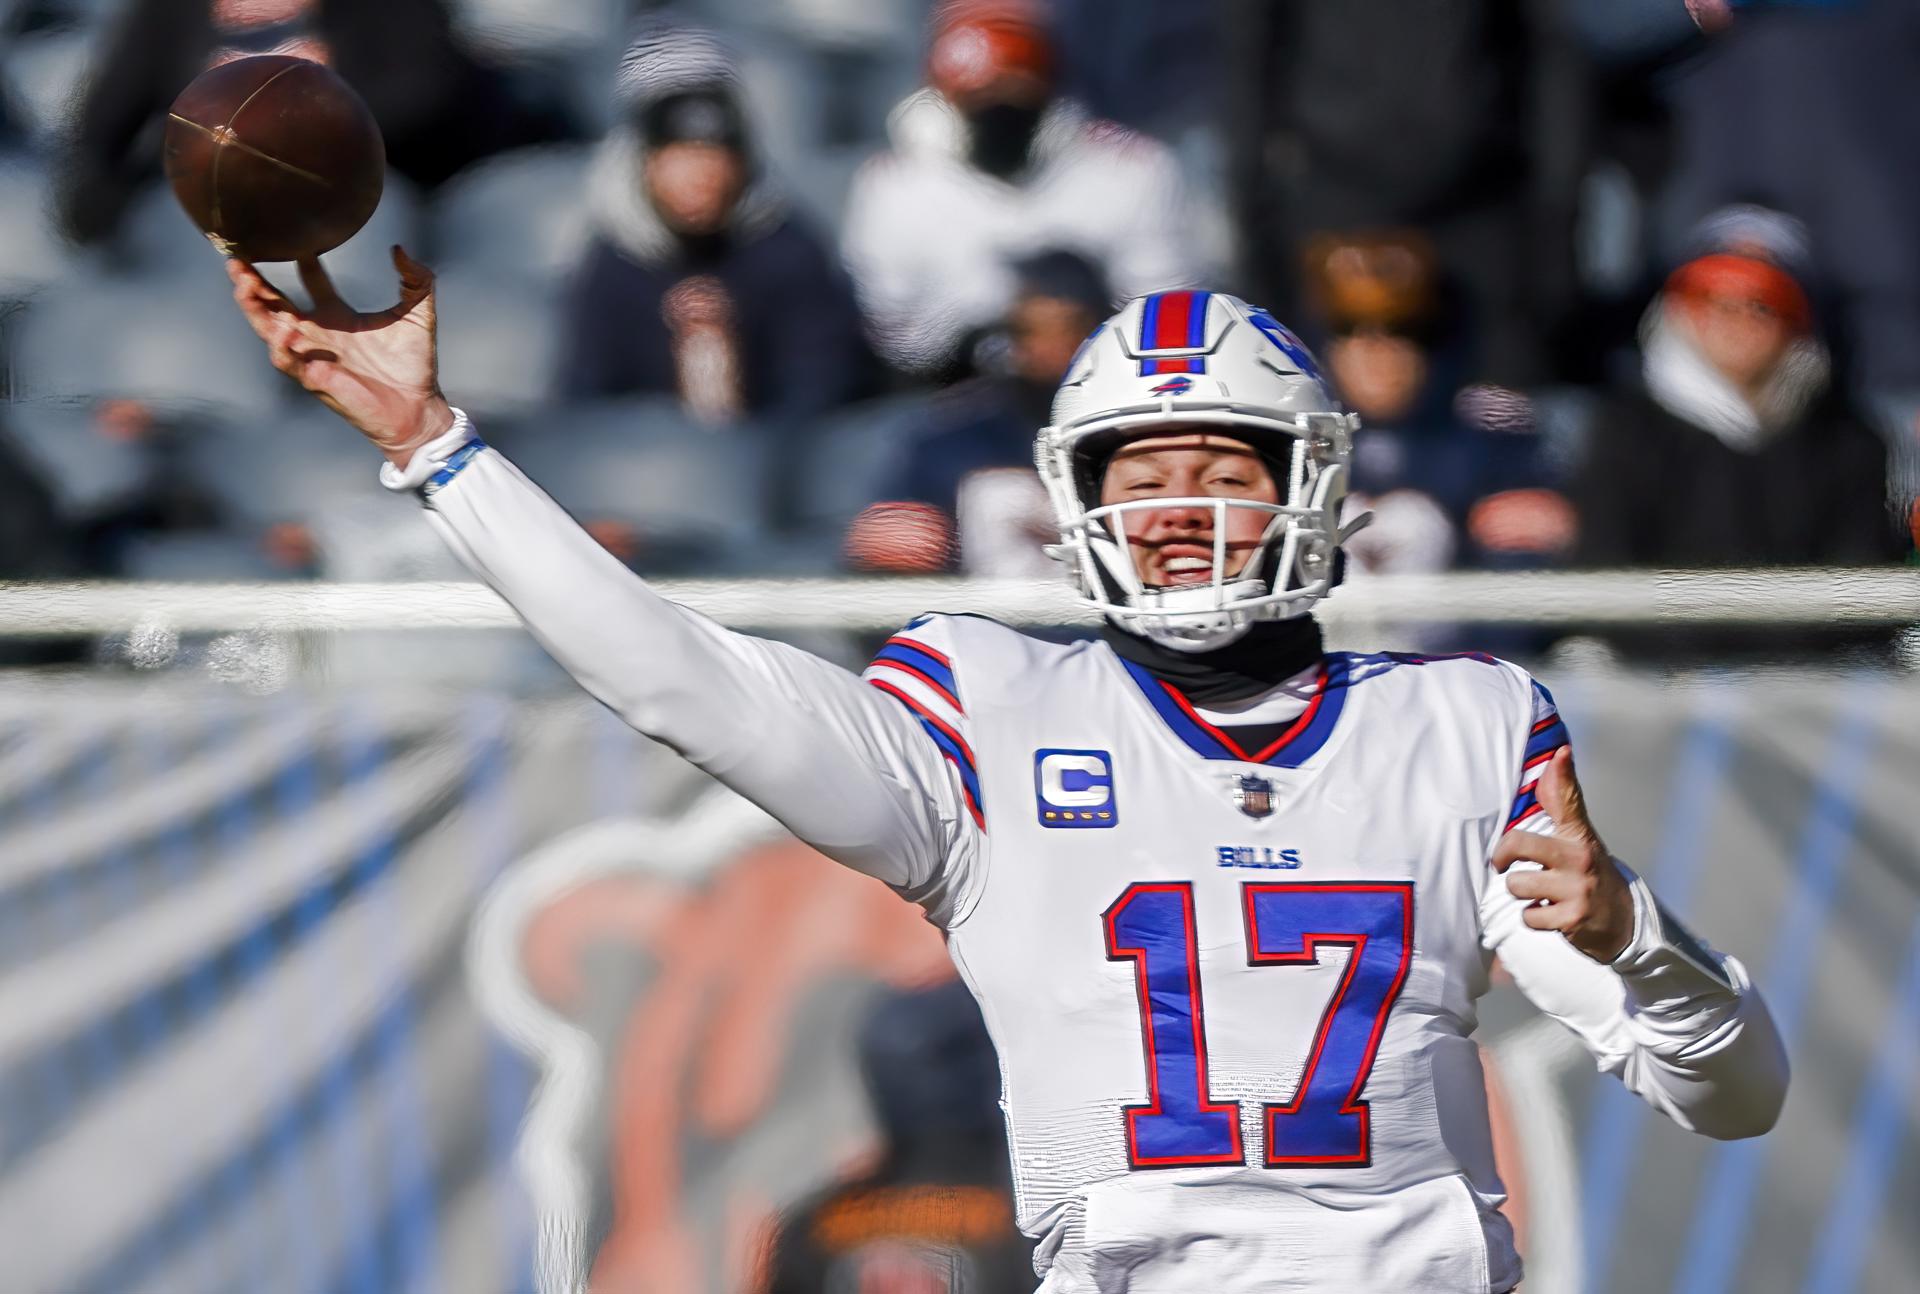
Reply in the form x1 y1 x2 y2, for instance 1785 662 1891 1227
163 54 384 263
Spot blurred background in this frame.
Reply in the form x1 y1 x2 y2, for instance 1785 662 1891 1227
0 0 1914 1291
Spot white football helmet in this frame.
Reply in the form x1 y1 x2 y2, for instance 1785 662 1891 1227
1036 290 1367 651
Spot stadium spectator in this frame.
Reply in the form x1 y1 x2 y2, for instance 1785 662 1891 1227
843 249 1107 576
1573 206 1906 568
761 978 1034 1293
1223 0 1588 387
1660 0 1920 395
555 23 874 424
55 0 575 247
841 0 1202 380
1307 231 1572 577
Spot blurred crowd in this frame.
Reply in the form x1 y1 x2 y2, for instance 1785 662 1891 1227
0 0 1915 606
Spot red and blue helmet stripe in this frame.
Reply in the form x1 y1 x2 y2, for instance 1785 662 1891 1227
1138 290 1211 376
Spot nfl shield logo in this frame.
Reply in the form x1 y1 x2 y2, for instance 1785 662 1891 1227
1234 774 1275 819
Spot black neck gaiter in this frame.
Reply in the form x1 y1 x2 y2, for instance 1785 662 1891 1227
965 102 1044 179
671 228 732 267
1101 617 1325 706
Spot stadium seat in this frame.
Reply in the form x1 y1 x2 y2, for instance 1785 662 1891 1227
729 40 894 226
117 173 424 307
1528 386 1599 477
448 1 624 132
0 153 74 303
429 143 594 285
115 183 215 270
694 0 919 47
116 531 286 582
0 399 148 518
177 405 378 528
447 0 612 58
432 267 562 418
0 30 93 149
734 43 828 185
9 267 288 416
492 399 771 566
788 393 927 532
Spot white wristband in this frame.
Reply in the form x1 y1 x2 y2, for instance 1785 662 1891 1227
378 408 480 494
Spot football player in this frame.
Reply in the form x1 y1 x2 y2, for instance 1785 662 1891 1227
229 254 1787 1293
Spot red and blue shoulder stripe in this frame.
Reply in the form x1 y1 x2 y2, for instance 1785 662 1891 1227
862 627 983 830
1507 681 1570 830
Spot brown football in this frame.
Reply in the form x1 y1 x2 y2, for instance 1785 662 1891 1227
164 55 384 263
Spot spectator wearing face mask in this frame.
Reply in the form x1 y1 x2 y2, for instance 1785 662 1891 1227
844 249 1109 576
55 0 575 248
841 0 1205 381
1574 206 1907 569
555 23 875 426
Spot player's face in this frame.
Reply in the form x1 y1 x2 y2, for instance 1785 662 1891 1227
1098 434 1281 588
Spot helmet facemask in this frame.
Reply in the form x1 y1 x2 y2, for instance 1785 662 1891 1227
1042 413 1362 651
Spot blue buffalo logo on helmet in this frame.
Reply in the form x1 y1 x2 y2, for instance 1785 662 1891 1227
1149 375 1195 396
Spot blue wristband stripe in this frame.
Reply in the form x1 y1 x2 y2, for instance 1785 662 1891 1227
419 439 487 498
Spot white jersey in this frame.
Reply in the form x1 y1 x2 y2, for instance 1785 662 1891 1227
840 90 1207 372
390 424 1787 1294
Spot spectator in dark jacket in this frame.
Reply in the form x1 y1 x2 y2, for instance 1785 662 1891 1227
555 24 875 425
1660 0 1920 394
55 0 574 247
1224 0 1589 386
843 250 1108 575
1304 231 1573 576
1575 206 1905 569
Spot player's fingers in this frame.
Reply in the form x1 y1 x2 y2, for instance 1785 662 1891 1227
265 316 312 373
1503 867 1577 905
1535 748 1600 846
377 245 436 325
296 256 346 314
392 243 431 278
227 256 293 310
393 243 434 293
1489 829 1580 874
1520 901 1579 932
232 287 281 340
229 261 303 344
